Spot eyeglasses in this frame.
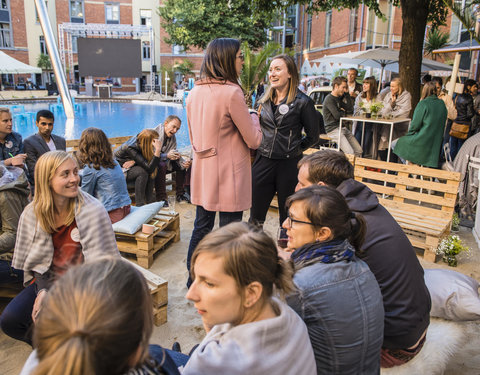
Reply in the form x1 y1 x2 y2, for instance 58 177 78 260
285 213 316 228
237 54 244 61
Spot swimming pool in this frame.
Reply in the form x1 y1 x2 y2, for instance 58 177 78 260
12 100 191 149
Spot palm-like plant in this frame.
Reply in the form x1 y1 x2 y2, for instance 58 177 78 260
37 53 51 70
240 42 281 107
424 28 450 60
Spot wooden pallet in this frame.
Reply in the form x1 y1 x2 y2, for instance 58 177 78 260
116 210 180 268
125 260 168 325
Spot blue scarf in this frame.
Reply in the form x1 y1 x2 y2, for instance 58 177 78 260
291 238 355 264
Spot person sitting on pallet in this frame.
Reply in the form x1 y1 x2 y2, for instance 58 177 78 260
294 149 431 369
0 165 29 286
0 108 27 168
153 115 191 204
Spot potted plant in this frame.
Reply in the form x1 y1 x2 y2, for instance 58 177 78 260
369 102 383 118
359 101 371 118
451 212 460 232
436 234 469 267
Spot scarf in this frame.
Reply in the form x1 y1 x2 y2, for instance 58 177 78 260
291 238 355 264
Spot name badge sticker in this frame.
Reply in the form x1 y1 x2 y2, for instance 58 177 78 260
70 228 81 242
279 104 289 115
5 141 13 148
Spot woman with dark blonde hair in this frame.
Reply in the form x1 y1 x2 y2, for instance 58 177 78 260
393 81 448 167
0 151 118 345
183 222 316 374
283 185 384 374
353 76 378 155
79 127 131 223
185 38 262 287
250 54 319 229
115 129 161 206
19 257 180 375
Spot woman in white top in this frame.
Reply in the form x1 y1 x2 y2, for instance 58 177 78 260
353 76 378 156
183 222 316 375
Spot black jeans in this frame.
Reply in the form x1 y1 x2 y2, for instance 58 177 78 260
186 206 242 287
127 166 154 206
250 154 301 226
155 162 186 201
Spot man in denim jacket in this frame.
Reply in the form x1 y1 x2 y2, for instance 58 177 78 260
295 150 431 368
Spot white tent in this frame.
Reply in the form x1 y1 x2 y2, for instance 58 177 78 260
0 51 41 74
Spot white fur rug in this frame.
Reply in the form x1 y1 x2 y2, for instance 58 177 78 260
381 318 467 375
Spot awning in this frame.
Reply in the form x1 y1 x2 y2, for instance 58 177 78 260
433 39 480 54
0 51 42 74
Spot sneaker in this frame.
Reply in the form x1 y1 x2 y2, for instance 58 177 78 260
176 193 190 203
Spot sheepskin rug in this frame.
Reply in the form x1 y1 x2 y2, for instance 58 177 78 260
381 318 467 375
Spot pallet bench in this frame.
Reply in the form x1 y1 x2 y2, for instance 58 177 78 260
116 208 180 269
126 259 168 325
353 157 461 261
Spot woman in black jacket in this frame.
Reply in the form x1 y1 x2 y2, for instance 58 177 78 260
115 129 161 206
250 54 319 227
450 79 475 160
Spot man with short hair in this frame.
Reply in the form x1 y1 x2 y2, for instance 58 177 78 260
295 149 431 368
347 68 362 99
24 109 66 188
322 77 362 156
0 108 26 167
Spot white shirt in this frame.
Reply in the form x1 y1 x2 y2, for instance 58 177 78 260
46 138 56 151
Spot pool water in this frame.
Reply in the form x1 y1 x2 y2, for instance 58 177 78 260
12 101 190 149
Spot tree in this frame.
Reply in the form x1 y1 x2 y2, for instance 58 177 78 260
239 42 281 107
424 28 450 60
253 0 449 111
37 53 51 70
443 0 480 44
158 0 275 51
175 59 194 77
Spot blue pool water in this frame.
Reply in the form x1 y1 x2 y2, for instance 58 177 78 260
11 101 190 148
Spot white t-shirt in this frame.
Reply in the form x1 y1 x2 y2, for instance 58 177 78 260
46 138 56 151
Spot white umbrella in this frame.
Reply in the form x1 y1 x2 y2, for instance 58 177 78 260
0 51 41 74
313 48 453 79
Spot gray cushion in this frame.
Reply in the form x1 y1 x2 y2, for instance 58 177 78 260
112 202 163 235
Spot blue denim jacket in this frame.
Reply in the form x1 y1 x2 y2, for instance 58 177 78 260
287 240 384 375
0 132 24 161
80 162 131 212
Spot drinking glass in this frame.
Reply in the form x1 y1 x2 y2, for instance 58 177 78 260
167 195 176 214
277 227 288 249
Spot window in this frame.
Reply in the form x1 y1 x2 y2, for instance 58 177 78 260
172 44 184 55
140 9 151 26
306 13 312 50
105 3 120 24
324 11 332 47
70 0 84 23
450 0 472 43
35 0 47 23
39 36 47 54
142 41 150 60
348 8 358 43
0 22 11 48
0 0 10 24
71 36 78 53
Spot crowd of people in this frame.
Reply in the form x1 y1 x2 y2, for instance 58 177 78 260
2 36 478 374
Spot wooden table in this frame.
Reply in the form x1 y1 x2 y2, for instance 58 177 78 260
339 116 411 162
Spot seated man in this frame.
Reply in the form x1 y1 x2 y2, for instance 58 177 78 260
0 108 26 167
154 115 191 203
295 149 431 368
322 77 362 157
24 110 66 190
0 165 29 285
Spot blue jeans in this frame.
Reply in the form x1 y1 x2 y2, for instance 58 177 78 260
186 206 243 287
354 122 373 156
149 344 187 374
449 136 465 161
0 283 36 345
0 260 23 285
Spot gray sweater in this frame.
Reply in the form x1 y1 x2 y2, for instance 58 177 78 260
182 298 316 375
322 93 353 133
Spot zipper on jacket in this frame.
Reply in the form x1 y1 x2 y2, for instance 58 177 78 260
270 127 278 158
287 130 292 151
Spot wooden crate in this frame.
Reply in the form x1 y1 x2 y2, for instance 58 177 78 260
126 260 168 325
116 210 180 269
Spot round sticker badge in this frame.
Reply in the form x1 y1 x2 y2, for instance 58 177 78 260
70 228 81 243
279 104 289 115
5 141 13 149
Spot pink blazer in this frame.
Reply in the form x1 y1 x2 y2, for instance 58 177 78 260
186 79 262 212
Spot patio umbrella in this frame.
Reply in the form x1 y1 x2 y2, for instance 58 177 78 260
0 51 41 74
313 48 453 80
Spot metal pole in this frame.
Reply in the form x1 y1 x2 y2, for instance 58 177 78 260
34 0 74 119
282 10 286 53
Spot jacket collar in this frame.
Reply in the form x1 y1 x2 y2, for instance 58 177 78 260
194 78 240 87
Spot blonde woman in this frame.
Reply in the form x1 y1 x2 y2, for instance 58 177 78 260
115 129 161 206
0 151 119 345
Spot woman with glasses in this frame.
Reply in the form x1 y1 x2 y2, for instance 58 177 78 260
283 185 384 374
185 38 262 287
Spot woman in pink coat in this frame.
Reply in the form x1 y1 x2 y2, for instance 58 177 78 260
185 38 262 287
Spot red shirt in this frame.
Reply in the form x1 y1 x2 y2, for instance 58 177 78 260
51 219 83 277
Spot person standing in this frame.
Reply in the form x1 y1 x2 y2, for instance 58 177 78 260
347 68 362 99
24 110 66 189
450 79 475 160
353 76 378 156
250 54 319 227
185 38 262 287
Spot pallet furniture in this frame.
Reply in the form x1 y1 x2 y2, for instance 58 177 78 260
123 259 168 325
354 157 461 262
116 208 180 269
66 135 132 153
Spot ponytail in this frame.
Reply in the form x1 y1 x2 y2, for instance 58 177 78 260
348 212 367 253
274 258 295 297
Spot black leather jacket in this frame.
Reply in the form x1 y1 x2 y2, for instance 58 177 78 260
257 90 320 159
114 135 160 174
454 93 474 124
